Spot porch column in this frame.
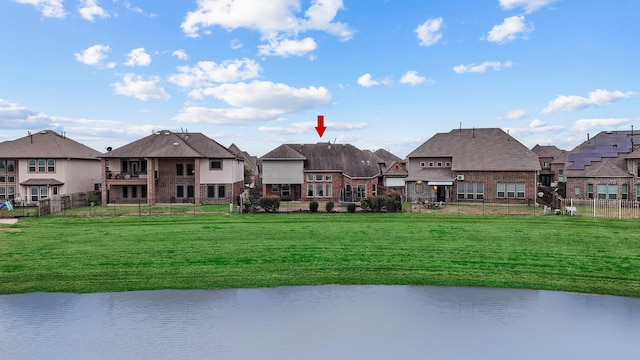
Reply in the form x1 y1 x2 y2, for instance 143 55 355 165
194 158 201 205
147 158 155 205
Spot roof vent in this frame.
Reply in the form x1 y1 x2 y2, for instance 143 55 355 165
165 131 171 135
173 142 179 146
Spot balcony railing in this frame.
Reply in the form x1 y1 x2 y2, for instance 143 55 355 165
106 171 148 180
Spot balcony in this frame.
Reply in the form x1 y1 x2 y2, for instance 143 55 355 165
106 171 148 185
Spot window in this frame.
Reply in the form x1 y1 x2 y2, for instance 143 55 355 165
587 184 593 199
207 185 215 198
428 162 434 167
0 160 4 173
141 186 147 198
272 184 279 192
52 186 58 196
316 174 323 181
281 184 290 197
437 162 442 167
176 164 184 176
217 185 225 198
307 184 314 197
122 160 129 173
210 159 222 170
420 162 426 168
575 187 581 196
326 184 332 198
7 160 15 173
316 184 324 197
0 187 4 199
416 182 424 193
131 186 138 198
558 169 564 182
622 184 628 200
372 184 377 196
187 185 195 198
637 185 640 201
28 159 36 172
457 182 484 200
325 175 332 181
28 159 55 173
186 163 195 176
307 174 314 182
0 186 14 199
47 159 55 172
123 186 129 198
356 184 366 199
31 186 38 201
38 159 46 172
543 161 550 168
177 185 184 198
608 185 618 200
40 186 48 199
205 185 225 198
497 183 525 199
445 162 451 167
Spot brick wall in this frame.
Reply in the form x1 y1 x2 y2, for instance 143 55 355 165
454 171 537 204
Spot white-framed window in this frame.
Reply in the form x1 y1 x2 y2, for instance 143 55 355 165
437 162 442 167
271 184 279 192
281 184 290 197
445 162 451 167
587 184 593 199
420 162 426 168
457 182 484 200
0 160 16 173
28 159 55 173
428 162 434 167
356 184 366 199
622 184 628 200
497 183 525 199
307 174 314 182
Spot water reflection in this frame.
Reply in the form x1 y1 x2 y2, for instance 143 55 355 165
1 286 639 360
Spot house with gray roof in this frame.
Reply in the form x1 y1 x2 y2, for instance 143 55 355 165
406 128 541 203
260 143 388 202
531 144 567 187
0 130 102 205
565 130 640 201
101 130 244 205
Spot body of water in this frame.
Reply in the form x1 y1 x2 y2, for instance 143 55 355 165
1 285 639 359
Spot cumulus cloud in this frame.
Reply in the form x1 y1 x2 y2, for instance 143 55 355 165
180 0 352 57
78 0 109 21
172 49 188 60
112 73 170 101
125 48 151 67
0 98 52 129
542 89 635 114
357 73 379 88
487 16 533 44
453 61 513 74
74 44 114 68
15 0 65 18
499 0 557 13
415 17 443 47
572 118 629 133
499 108 527 120
173 81 331 124
258 37 317 57
400 71 428 85
259 120 368 135
168 58 261 89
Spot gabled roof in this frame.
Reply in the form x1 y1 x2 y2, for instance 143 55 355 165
229 143 258 170
103 130 237 159
551 150 568 164
532 144 563 158
382 161 408 177
261 143 382 178
0 130 101 159
407 128 540 171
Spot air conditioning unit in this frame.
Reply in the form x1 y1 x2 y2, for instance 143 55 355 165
456 174 465 181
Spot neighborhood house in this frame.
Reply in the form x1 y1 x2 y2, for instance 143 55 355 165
101 130 244 205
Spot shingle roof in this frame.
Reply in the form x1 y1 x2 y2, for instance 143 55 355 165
532 144 562 158
103 131 237 159
0 130 101 159
407 128 540 171
261 143 382 178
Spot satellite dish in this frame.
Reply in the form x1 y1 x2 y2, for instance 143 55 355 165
106 147 112 152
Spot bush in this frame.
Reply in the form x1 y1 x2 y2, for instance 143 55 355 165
385 194 402 213
347 203 356 213
325 201 334 213
360 198 370 211
309 201 319 213
257 196 281 213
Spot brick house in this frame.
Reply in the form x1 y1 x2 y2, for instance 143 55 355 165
260 143 387 202
406 128 541 204
531 144 567 187
101 130 244 205
0 130 102 205
374 149 408 194
565 130 640 201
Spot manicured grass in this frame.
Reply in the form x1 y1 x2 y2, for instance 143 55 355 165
1 213 639 297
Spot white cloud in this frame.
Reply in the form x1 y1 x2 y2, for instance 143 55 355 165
500 108 527 120
0 98 52 129
487 16 533 44
15 0 65 18
542 89 635 114
74 44 112 67
499 0 557 13
78 0 109 21
112 73 170 101
572 118 629 133
400 71 427 85
258 37 317 57
230 39 243 49
357 73 391 87
453 61 513 74
172 49 188 60
168 58 261 89
180 0 352 56
125 48 151 67
174 81 331 124
529 118 546 128
259 120 368 135
415 17 443 47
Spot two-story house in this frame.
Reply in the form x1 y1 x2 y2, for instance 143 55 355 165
531 144 567 187
0 130 102 205
260 143 386 202
101 130 244 205
565 130 640 201
406 128 541 203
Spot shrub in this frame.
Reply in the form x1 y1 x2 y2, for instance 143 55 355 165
347 203 356 213
309 201 319 213
325 201 334 213
360 198 370 211
385 194 403 213
257 196 281 213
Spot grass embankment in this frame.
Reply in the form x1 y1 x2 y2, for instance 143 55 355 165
1 213 639 297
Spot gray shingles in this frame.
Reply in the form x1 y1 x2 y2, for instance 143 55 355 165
103 131 237 159
0 130 101 159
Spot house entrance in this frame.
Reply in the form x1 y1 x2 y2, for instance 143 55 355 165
436 186 446 202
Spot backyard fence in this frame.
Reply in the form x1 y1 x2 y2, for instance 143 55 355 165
560 198 640 219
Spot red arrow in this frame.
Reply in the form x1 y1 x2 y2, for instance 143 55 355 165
315 115 326 138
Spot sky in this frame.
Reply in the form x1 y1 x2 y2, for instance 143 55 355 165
1 0 638 158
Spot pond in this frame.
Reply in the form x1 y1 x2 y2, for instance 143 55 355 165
1 286 639 359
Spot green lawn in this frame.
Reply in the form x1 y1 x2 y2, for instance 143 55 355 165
1 213 639 297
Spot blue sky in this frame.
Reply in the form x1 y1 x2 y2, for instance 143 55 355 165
1 0 638 158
